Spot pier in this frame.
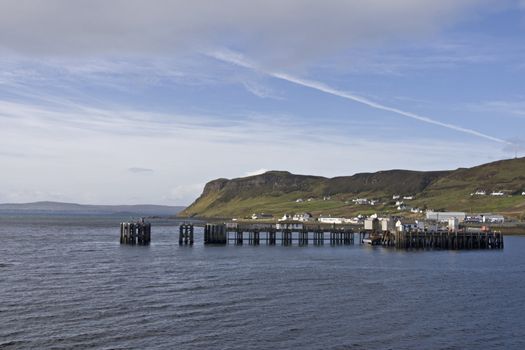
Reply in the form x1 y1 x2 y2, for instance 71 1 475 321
357 229 504 249
198 223 505 250
205 223 355 246
392 230 504 249
118 222 504 250
120 220 151 245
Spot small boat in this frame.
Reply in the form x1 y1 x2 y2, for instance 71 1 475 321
362 235 382 245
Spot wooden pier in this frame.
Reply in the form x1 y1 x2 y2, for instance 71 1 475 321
204 223 355 246
357 229 503 249
392 230 504 250
118 222 504 250
204 223 227 244
204 223 504 250
120 220 151 245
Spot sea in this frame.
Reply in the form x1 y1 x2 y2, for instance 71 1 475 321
1 214 524 350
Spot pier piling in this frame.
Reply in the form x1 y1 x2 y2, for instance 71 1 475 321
120 220 151 245
179 224 194 245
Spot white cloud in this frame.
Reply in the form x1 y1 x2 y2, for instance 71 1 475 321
0 0 498 66
0 0 519 206
0 96 508 205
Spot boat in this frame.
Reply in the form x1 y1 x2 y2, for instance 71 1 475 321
362 234 382 245
362 238 373 245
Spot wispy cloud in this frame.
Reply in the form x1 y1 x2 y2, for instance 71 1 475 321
209 49 510 144
240 79 282 99
467 100 525 117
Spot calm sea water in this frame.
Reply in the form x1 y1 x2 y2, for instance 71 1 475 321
1 215 525 350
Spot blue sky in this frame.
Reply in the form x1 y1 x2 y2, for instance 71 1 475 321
0 0 524 205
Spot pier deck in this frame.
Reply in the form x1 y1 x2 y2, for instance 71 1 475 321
202 223 504 250
119 222 504 250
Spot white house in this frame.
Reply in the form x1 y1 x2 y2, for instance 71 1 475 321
397 204 407 211
252 213 273 220
279 213 293 221
395 219 424 232
411 208 422 214
395 200 404 206
522 192 525 196
353 198 369 205
491 191 504 196
392 195 400 200
295 198 304 203
293 212 313 222
347 217 361 224
403 196 414 200
474 190 487 196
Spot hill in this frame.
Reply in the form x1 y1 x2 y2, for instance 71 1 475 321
179 158 525 219
0 201 185 216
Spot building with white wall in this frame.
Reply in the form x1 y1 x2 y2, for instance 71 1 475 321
426 211 466 222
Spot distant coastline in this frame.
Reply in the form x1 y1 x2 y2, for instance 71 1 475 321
0 201 185 217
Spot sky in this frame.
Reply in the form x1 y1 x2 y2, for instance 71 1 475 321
1 0 525 205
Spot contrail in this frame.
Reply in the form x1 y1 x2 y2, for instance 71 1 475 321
209 50 509 144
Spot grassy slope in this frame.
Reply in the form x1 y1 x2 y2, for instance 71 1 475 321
180 158 525 218
412 158 525 217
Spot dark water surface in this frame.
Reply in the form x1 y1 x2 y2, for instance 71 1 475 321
1 215 525 349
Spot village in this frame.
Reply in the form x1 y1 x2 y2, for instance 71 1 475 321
249 210 505 232
246 191 515 233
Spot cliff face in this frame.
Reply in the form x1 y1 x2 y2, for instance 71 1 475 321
179 157 525 218
325 170 448 196
212 171 327 201
200 178 229 197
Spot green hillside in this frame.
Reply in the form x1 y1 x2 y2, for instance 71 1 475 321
179 158 525 219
